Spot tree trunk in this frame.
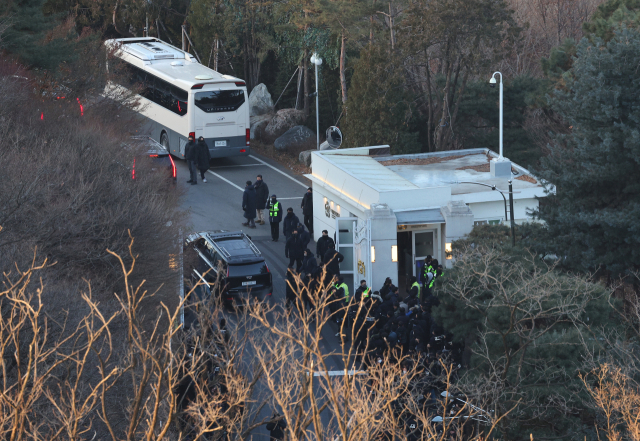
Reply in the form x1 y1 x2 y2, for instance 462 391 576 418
304 48 310 117
340 31 347 104
113 0 134 38
425 57 433 152
389 2 394 50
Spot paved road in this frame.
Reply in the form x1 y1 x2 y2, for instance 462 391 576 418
176 153 346 438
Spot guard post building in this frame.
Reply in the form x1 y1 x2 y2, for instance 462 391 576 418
306 146 547 294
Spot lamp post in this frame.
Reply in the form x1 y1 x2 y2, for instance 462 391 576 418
489 72 503 159
310 53 323 150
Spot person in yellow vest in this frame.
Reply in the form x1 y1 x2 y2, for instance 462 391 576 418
266 194 282 242
333 276 350 337
406 276 421 301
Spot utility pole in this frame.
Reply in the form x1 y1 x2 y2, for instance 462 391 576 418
509 179 515 246
145 14 148 37
181 25 186 51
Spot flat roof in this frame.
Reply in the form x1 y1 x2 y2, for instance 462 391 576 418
317 147 542 196
327 154 419 192
377 151 540 195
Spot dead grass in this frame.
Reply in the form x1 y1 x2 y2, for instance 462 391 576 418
251 139 312 177
380 154 472 166
457 163 491 172
517 174 538 184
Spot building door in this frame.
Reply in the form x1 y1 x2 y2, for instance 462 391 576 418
413 230 435 284
335 217 357 294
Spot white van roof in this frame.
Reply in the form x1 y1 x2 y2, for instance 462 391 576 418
104 38 244 88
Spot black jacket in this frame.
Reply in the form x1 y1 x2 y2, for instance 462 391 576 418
298 225 311 249
184 140 196 161
316 235 335 259
266 418 287 440
323 249 344 275
285 234 305 259
254 180 270 208
301 253 317 275
301 192 313 215
242 185 257 219
266 199 282 223
195 140 211 170
283 212 300 238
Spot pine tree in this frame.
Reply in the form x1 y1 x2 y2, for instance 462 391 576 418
536 26 640 275
341 45 420 154
1 0 77 70
435 231 614 439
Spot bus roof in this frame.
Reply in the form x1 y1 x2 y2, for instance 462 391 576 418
104 38 245 88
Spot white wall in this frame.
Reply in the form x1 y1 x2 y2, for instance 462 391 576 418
469 198 539 223
378 186 451 210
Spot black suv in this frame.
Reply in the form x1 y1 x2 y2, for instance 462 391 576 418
130 136 177 184
185 231 272 306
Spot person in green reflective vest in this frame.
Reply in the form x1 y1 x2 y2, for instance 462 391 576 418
333 276 350 337
406 276 421 301
266 194 282 242
421 255 434 290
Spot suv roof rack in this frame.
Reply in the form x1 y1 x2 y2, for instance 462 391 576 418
206 231 262 260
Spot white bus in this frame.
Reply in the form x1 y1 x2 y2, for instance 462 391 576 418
104 37 250 159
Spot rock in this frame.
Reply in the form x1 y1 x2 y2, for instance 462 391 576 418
264 109 306 140
299 150 314 166
250 113 273 140
274 125 315 150
249 84 274 117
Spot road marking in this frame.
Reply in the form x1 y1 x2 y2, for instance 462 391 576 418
210 163 262 169
310 370 367 377
207 170 244 191
249 155 308 188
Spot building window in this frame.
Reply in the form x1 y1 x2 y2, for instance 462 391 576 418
474 219 502 226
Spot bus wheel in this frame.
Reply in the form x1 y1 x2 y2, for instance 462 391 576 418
161 132 170 152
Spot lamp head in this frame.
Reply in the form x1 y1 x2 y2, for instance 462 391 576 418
310 53 322 66
489 76 497 88
432 416 443 423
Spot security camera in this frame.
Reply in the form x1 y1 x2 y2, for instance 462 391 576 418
489 77 496 88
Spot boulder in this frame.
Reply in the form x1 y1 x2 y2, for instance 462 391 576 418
250 113 273 140
249 83 274 117
274 125 315 150
264 109 306 140
299 150 314 167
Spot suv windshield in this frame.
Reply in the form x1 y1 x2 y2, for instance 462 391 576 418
228 261 268 277
195 90 245 113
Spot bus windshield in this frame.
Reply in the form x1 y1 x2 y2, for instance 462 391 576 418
194 90 245 113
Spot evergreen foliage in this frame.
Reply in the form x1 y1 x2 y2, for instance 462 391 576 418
0 0 77 70
341 46 421 154
455 76 548 168
435 229 614 439
536 26 640 275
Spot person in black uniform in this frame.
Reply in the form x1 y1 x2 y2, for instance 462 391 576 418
301 187 313 234
184 134 197 184
266 412 287 441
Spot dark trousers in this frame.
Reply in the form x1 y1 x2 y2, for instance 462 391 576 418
270 222 280 240
199 168 206 179
188 160 197 183
304 214 313 234
288 257 302 272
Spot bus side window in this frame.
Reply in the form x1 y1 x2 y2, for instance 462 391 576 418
171 86 188 116
154 77 172 110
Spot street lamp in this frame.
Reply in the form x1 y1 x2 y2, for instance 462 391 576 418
310 53 322 150
489 71 503 160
